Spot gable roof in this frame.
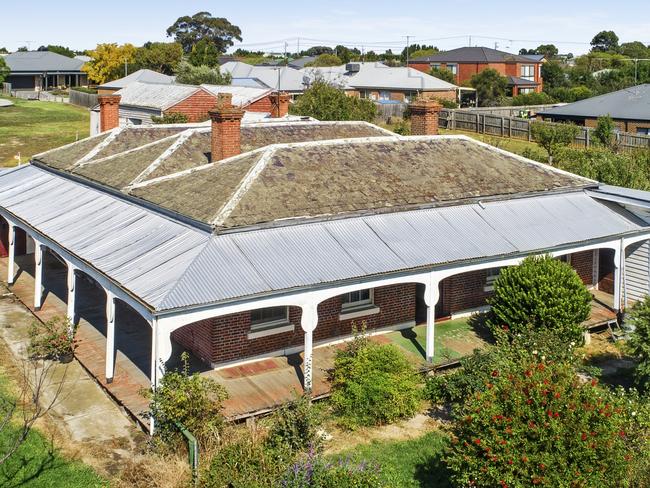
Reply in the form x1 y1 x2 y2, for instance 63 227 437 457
98 69 175 90
115 82 204 110
4 51 85 73
199 84 272 107
507 75 539 86
538 84 650 121
303 62 458 91
221 61 307 92
410 46 540 64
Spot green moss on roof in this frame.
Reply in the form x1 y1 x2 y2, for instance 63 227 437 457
90 127 186 160
147 132 211 180
72 138 176 189
36 133 110 170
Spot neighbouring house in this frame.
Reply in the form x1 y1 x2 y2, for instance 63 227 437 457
538 84 650 134
409 46 544 96
1 97 649 430
97 69 175 94
302 62 468 103
220 61 308 95
89 81 289 135
3 51 88 91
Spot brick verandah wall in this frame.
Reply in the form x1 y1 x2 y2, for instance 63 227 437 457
172 283 416 366
571 250 595 285
165 89 218 122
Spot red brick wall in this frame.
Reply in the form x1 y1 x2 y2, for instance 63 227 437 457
173 283 416 365
246 96 273 113
165 90 218 122
98 95 120 132
0 217 8 258
571 250 595 285
440 269 492 316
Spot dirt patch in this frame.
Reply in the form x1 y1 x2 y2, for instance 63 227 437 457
443 336 485 356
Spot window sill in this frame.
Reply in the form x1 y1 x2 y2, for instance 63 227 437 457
484 285 495 292
248 323 295 340
339 305 380 321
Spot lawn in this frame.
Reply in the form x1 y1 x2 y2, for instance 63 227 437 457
0 371 105 487
0 96 89 167
329 431 451 487
440 128 543 157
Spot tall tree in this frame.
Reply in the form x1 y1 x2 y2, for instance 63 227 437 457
469 68 508 106
134 42 183 74
83 43 136 84
534 44 558 58
304 46 334 56
541 60 566 88
166 12 242 54
591 30 620 53
37 45 75 58
187 38 220 68
17 46 28 52
174 61 231 85
620 41 650 59
304 54 342 67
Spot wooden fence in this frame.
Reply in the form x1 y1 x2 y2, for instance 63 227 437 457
69 90 98 108
374 102 408 121
440 109 650 151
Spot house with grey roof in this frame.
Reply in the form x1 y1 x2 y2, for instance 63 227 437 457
538 84 650 135
97 69 175 94
409 46 543 96
4 51 88 90
0 97 648 429
220 61 308 95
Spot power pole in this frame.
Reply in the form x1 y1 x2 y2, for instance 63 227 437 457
284 41 288 65
403 35 412 66
469 35 472 47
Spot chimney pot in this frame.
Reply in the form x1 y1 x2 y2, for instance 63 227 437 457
270 92 291 118
208 100 245 162
98 94 121 132
409 98 442 136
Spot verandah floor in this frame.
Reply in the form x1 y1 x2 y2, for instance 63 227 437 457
0 253 618 428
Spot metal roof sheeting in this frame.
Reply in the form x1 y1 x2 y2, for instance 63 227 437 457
0 165 646 313
4 51 85 73
98 69 175 90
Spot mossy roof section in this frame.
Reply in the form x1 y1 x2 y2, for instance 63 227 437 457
72 138 177 189
239 123 389 152
36 133 110 170
130 151 262 223
147 131 211 180
89 127 187 161
223 138 590 228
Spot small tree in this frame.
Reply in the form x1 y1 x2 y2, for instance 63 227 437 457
429 67 456 84
290 80 376 122
174 60 231 85
151 112 189 124
530 121 580 164
83 43 136 84
627 296 650 390
0 57 9 85
594 114 617 150
133 42 183 75
488 255 591 344
470 68 508 106
304 54 343 67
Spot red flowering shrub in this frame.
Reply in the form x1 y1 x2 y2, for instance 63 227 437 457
446 357 643 487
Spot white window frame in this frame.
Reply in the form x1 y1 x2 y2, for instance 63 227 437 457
379 90 391 101
519 87 535 94
341 289 374 310
484 268 501 292
521 64 535 81
447 63 458 75
248 306 294 339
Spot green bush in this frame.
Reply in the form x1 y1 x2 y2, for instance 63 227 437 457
151 112 189 124
488 255 591 344
445 355 644 487
593 114 617 149
510 92 556 106
266 393 324 453
329 334 421 427
175 60 231 85
290 80 377 122
145 352 228 445
530 121 580 163
28 316 76 361
627 296 650 390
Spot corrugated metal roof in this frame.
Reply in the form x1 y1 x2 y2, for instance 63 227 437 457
4 51 85 73
0 165 646 313
221 62 307 92
98 69 175 89
115 82 203 111
200 84 272 107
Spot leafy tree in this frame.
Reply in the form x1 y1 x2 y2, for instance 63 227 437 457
174 60 231 85
401 44 436 62
620 41 650 59
133 42 183 74
530 121 580 163
37 44 75 57
627 296 650 390
591 30 620 53
445 354 644 488
16 46 28 52
510 92 556 106
0 57 9 84
305 54 342 67
166 11 242 54
187 38 220 67
519 48 536 55
290 80 377 122
541 60 566 88
429 67 456 83
469 68 508 106
83 43 136 84
534 44 559 59
0 47 8 54
334 45 356 64
304 46 334 56
594 115 617 149
364 50 380 62
488 255 591 343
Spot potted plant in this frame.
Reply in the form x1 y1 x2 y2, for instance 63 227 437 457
28 316 77 363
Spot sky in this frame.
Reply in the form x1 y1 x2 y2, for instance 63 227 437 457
2 0 649 56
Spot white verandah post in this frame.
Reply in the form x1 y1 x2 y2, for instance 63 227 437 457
300 302 319 393
613 239 624 312
7 222 15 285
105 290 116 383
425 274 441 362
66 264 76 326
33 239 44 310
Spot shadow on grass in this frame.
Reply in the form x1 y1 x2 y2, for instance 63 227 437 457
467 312 495 344
399 328 427 359
414 454 452 488
0 433 58 488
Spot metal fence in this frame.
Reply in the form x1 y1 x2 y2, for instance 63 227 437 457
69 89 98 108
440 109 650 151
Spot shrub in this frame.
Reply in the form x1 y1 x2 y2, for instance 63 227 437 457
290 80 377 122
175 60 231 85
151 112 189 124
445 356 643 487
304 54 343 67
266 393 324 453
487 255 591 344
593 114 617 149
146 352 228 445
329 333 421 427
627 296 650 390
429 67 456 84
510 92 556 106
530 121 580 164
28 316 76 361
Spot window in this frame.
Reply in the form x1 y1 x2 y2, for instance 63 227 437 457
637 127 650 135
431 63 441 70
251 306 289 329
447 63 458 75
342 289 373 310
519 87 535 94
484 268 501 291
379 90 391 101
127 118 142 125
521 65 535 81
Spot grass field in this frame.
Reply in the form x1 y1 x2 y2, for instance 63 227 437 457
329 431 451 487
0 96 89 167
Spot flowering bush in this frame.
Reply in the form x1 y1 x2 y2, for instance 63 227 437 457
488 255 592 344
445 356 642 487
266 393 325 453
28 316 76 361
627 296 650 390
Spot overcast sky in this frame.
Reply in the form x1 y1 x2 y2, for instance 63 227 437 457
2 0 649 55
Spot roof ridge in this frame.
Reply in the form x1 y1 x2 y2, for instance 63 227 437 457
74 127 126 166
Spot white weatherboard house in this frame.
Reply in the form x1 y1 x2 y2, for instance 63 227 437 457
1 99 649 430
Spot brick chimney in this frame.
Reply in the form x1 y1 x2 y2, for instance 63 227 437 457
209 93 245 161
98 94 121 132
410 99 442 136
270 92 291 118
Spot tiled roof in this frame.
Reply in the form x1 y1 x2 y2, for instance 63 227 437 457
410 46 539 64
